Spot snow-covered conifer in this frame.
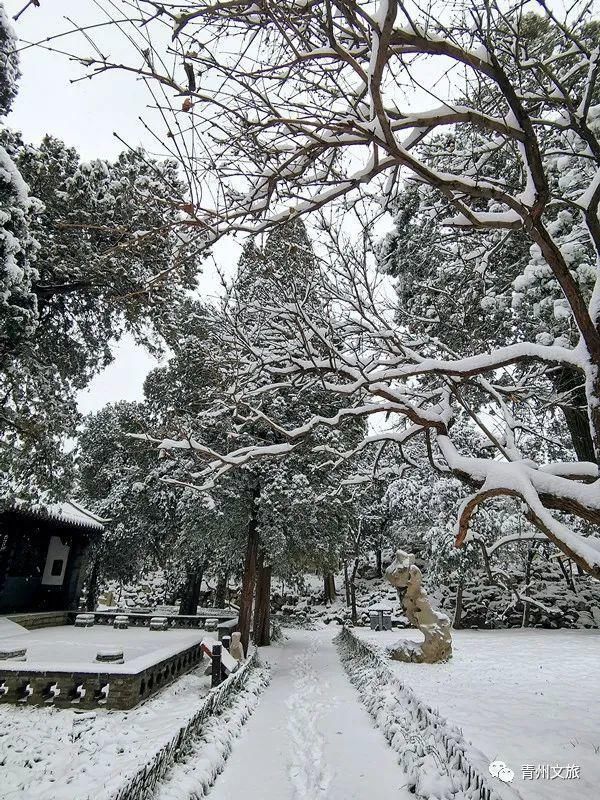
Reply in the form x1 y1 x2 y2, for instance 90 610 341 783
0 132 201 503
0 7 38 368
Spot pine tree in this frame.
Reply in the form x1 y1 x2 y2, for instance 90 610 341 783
0 131 202 504
0 8 38 368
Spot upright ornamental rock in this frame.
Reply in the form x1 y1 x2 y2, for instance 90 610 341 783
385 549 452 663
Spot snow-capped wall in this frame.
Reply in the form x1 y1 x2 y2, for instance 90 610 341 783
113 651 269 800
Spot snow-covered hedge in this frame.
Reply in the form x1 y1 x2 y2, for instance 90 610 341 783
153 664 270 799
113 651 269 800
336 628 521 800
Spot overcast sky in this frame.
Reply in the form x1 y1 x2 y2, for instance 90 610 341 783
4 0 239 415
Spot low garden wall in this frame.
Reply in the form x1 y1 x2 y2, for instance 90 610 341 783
66 609 237 631
112 649 265 800
336 628 521 800
7 611 69 630
0 639 204 710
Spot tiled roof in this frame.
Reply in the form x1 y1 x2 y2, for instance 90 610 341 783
11 500 106 533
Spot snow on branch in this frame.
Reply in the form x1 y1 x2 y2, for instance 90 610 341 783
55 0 600 576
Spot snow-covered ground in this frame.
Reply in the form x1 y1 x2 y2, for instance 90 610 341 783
0 665 212 799
0 624 205 672
3 620 597 800
0 618 29 638
208 628 413 800
356 627 600 800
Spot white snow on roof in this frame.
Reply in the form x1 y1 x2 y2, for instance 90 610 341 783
14 500 106 532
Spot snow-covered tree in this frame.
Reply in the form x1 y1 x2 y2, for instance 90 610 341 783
0 6 38 393
77 400 226 611
378 16 600 462
60 1 600 576
139 223 362 644
0 4 18 116
77 402 174 607
0 132 202 503
143 300 254 614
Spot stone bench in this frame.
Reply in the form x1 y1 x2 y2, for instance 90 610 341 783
0 646 27 661
74 613 95 628
96 649 124 665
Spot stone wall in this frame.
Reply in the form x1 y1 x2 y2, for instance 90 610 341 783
6 611 69 629
0 640 204 710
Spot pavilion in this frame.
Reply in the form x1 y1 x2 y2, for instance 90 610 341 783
0 501 104 616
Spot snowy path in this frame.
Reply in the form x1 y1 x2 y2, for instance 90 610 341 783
208 628 412 800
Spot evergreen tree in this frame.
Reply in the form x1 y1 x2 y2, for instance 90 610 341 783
0 131 202 503
77 401 222 610
0 7 38 374
137 223 362 645
224 221 364 645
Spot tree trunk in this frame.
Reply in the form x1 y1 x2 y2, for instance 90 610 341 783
452 581 463 629
350 582 357 623
350 558 359 623
522 545 534 628
557 557 576 592
344 561 351 607
215 572 228 608
238 485 260 655
253 550 272 646
323 572 336 604
85 556 100 612
178 563 204 615
375 545 383 579
591 369 600 464
553 366 596 462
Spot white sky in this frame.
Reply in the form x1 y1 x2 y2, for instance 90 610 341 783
4 0 240 415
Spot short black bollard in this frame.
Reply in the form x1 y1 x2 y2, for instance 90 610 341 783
211 642 222 688
222 635 231 652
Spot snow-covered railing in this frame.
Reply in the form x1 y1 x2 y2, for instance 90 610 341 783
336 628 522 800
67 609 237 630
111 649 263 800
